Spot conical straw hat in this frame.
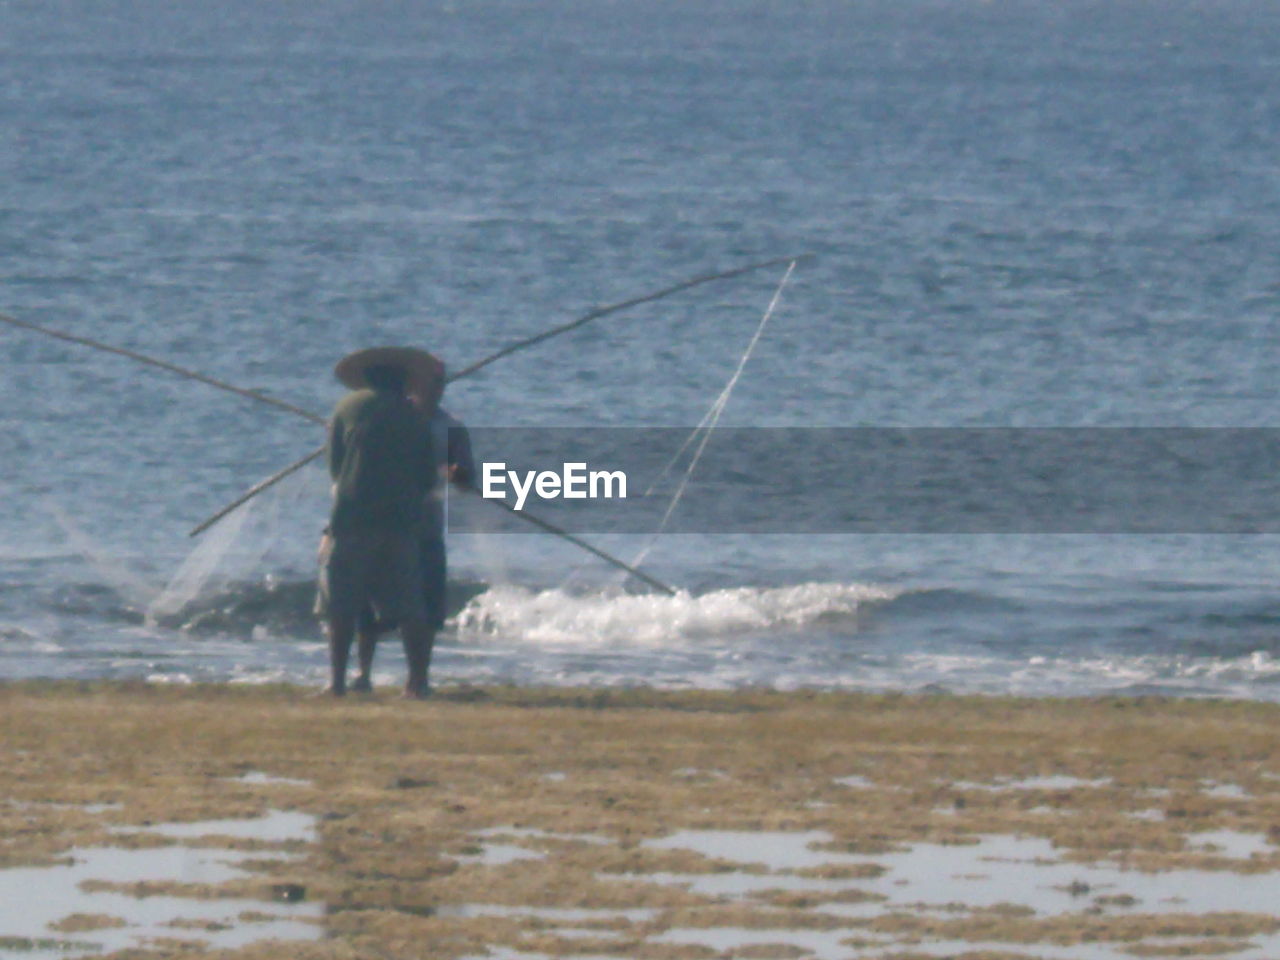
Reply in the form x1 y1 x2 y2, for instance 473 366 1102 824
334 346 443 395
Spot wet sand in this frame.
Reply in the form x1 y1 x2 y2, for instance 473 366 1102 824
3 681 1280 959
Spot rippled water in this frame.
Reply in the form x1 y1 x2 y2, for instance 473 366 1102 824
4 0 1280 695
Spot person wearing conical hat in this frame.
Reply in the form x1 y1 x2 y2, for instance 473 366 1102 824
317 347 442 699
349 361 475 693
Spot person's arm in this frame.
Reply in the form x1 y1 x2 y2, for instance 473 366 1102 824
448 421 476 488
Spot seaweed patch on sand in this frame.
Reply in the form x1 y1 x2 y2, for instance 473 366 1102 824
3 682 1280 958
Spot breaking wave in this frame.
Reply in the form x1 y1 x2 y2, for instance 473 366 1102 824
454 581 899 647
41 573 898 647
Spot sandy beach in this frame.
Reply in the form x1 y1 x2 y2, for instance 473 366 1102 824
3 682 1280 959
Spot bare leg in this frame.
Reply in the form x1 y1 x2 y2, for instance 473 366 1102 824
352 625 377 692
326 613 356 696
353 611 399 692
400 618 436 699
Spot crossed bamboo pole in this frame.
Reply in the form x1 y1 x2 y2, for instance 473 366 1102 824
186 255 808 541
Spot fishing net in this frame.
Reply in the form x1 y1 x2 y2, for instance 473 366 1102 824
147 464 330 634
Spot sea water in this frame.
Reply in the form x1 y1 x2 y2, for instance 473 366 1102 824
4 0 1280 696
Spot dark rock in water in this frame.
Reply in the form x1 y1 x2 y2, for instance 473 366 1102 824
391 776 436 790
271 883 307 903
393 904 436 918
51 582 147 624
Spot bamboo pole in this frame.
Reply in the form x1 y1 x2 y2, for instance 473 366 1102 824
0 313 325 424
2 303 696 595
448 254 811 381
5 257 805 593
469 492 677 596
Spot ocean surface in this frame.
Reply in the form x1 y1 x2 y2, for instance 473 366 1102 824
4 0 1280 697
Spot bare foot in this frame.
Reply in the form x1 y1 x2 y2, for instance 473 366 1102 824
314 685 345 698
350 676 373 693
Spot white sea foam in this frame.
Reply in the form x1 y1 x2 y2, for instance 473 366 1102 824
453 581 897 648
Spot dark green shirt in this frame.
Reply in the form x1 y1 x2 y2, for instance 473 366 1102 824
327 388 435 534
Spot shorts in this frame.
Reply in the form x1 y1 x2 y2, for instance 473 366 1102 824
315 527 427 624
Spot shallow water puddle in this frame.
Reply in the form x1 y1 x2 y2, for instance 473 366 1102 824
458 842 545 866
952 775 1113 791
114 808 315 842
444 824 1280 959
444 904 658 924
644 829 836 871
832 774 878 789
633 829 1280 959
1130 806 1168 821
1189 828 1274 859
0 810 322 958
642 828 1280 911
461 950 619 960
460 826 611 866
652 925 891 960
1201 781 1250 798
858 936 1280 960
652 929 1237 960
860 833 1280 913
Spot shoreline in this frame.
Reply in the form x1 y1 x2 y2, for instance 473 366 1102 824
4 681 1280 958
